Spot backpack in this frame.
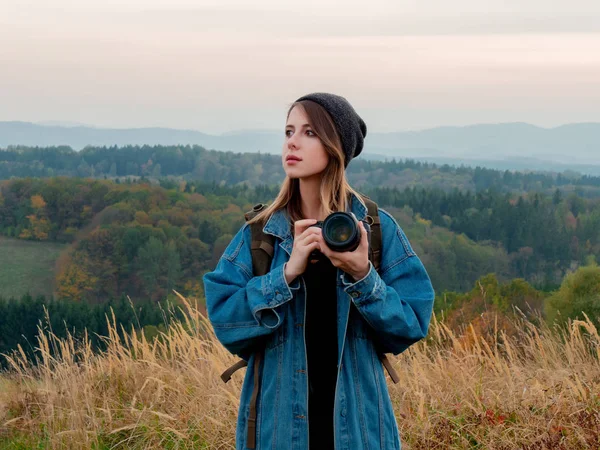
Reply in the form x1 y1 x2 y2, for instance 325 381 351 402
219 194 399 449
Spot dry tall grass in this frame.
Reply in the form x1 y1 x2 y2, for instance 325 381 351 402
1 295 599 449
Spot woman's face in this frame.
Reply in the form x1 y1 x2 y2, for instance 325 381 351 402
282 105 329 180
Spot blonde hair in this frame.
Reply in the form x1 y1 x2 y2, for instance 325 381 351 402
247 100 365 229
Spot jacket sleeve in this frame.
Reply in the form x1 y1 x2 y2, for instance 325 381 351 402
202 223 300 360
340 208 435 355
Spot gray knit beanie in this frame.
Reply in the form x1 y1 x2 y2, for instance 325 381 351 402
294 92 367 168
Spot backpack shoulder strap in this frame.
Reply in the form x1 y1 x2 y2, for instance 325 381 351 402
356 194 400 384
357 194 382 273
244 203 275 277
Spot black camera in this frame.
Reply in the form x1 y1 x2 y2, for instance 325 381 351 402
308 211 370 259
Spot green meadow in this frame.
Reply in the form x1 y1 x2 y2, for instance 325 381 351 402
0 236 68 300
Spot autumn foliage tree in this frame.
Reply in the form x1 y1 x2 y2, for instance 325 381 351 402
19 194 51 240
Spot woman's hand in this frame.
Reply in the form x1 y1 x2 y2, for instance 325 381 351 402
284 219 323 284
316 220 370 281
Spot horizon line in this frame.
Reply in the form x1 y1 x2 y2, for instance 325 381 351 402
1 119 599 136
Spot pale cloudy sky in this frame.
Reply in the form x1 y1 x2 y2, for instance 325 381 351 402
1 0 599 133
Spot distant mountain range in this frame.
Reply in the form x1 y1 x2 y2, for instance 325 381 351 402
1 121 598 174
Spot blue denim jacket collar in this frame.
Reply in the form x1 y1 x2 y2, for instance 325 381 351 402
262 191 368 257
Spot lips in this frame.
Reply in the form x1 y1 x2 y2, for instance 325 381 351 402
286 155 302 161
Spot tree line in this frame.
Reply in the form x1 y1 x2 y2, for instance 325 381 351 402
0 293 186 369
2 144 600 196
367 186 600 288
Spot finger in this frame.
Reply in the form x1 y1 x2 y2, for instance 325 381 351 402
360 222 368 246
305 241 321 259
294 219 318 236
298 233 320 248
298 226 322 240
295 219 318 225
318 240 337 261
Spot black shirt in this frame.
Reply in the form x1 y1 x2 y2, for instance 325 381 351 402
303 252 338 450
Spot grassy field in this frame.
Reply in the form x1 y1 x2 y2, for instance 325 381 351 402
0 293 599 449
0 236 68 300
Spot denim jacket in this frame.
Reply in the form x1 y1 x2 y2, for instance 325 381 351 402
203 192 435 449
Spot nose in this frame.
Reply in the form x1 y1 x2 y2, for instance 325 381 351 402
287 131 299 150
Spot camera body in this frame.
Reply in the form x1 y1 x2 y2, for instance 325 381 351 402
308 211 370 259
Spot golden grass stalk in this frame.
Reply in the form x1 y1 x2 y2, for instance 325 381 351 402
0 294 599 449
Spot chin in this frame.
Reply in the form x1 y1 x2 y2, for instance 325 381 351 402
284 167 301 177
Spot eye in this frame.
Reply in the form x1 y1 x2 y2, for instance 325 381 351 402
306 130 315 136
285 129 292 137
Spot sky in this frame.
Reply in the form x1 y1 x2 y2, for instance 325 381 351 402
1 0 599 134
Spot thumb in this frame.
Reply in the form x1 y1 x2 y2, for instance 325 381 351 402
360 221 368 243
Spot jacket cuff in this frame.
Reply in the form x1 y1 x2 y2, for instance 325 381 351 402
250 263 300 328
283 262 302 293
341 261 381 306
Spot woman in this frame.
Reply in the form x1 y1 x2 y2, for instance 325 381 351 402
203 93 435 449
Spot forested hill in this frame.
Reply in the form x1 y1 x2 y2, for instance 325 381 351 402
2 145 600 196
1 177 599 303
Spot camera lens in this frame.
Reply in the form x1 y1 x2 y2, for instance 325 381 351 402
326 215 353 242
322 212 360 252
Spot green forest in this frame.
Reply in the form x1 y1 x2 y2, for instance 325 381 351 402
1 144 599 362
2 144 600 195
0 293 188 369
1 175 598 298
